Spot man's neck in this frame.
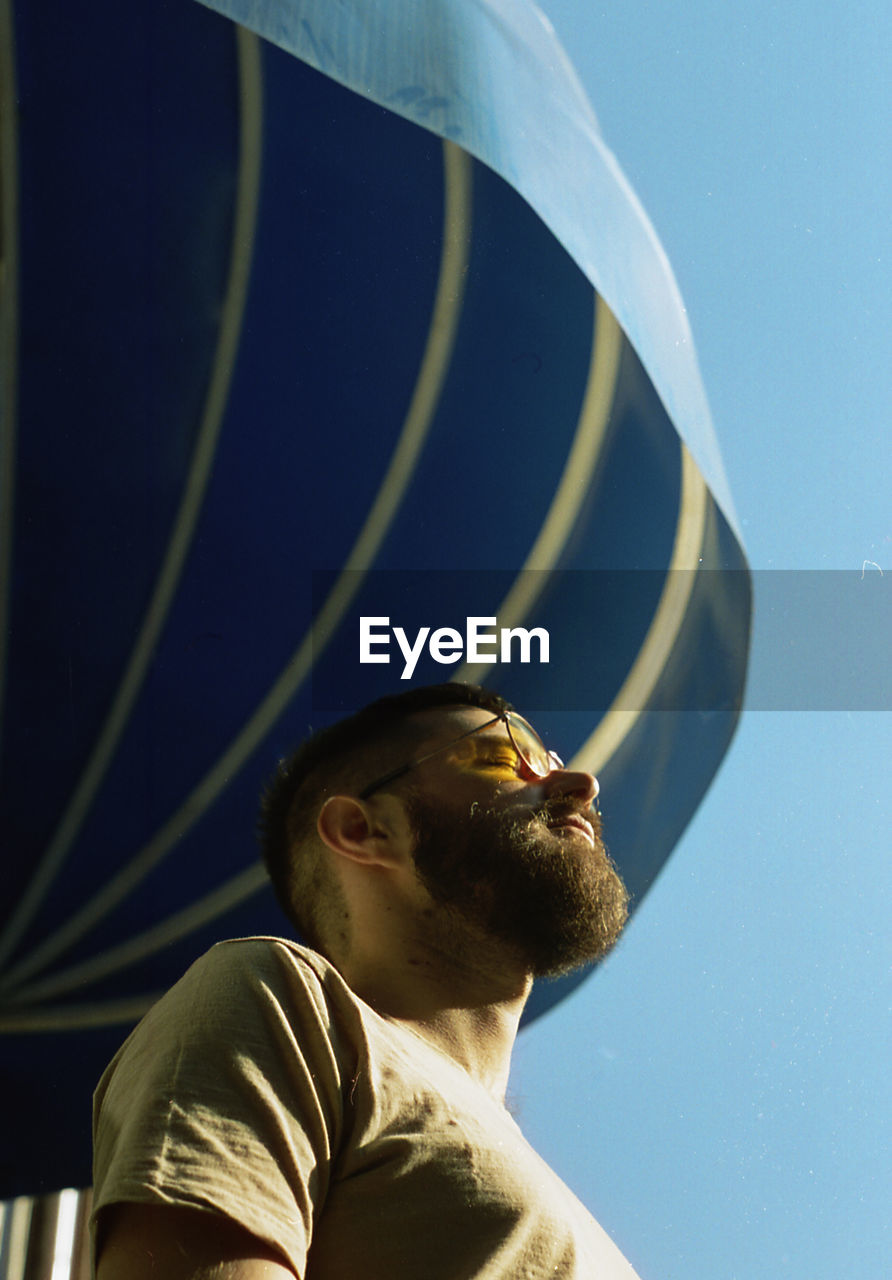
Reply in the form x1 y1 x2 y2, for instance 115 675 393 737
398 997 529 1100
334 926 532 1100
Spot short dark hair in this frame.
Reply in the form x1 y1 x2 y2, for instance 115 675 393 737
257 682 512 950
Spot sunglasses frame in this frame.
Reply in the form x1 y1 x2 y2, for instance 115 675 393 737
357 710 562 800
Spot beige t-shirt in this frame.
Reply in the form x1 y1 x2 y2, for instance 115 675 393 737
92 937 638 1279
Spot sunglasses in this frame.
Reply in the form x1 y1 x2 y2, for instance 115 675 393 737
358 710 564 800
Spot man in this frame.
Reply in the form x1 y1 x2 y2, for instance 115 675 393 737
92 682 636 1278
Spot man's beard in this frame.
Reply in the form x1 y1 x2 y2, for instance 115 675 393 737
408 793 629 978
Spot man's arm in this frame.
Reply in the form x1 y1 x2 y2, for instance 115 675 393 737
96 1203 297 1280
93 942 344 1277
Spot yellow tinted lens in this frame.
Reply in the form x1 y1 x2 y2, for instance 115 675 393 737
449 732 520 777
506 712 551 775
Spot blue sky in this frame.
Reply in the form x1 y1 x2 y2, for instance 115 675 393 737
510 3 890 1276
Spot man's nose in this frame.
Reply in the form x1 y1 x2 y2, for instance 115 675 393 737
540 765 600 808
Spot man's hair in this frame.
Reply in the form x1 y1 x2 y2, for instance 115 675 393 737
257 682 512 952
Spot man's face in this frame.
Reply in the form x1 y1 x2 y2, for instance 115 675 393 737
402 708 629 978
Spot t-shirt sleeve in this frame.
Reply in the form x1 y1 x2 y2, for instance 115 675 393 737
92 939 350 1275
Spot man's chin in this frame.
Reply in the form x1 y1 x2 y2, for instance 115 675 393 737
520 862 629 979
530 928 622 980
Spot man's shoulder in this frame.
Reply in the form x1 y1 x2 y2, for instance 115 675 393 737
96 937 360 1103
164 935 350 1021
202 934 331 979
199 932 322 963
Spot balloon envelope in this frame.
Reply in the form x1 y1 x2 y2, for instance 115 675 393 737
0 0 749 1195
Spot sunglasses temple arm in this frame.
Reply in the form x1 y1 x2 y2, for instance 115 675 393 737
358 763 412 800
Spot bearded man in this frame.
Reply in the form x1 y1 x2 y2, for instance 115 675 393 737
92 683 636 1278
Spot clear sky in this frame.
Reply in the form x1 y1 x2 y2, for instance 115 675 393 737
509 3 890 1277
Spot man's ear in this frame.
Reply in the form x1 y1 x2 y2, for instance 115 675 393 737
316 795 408 868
